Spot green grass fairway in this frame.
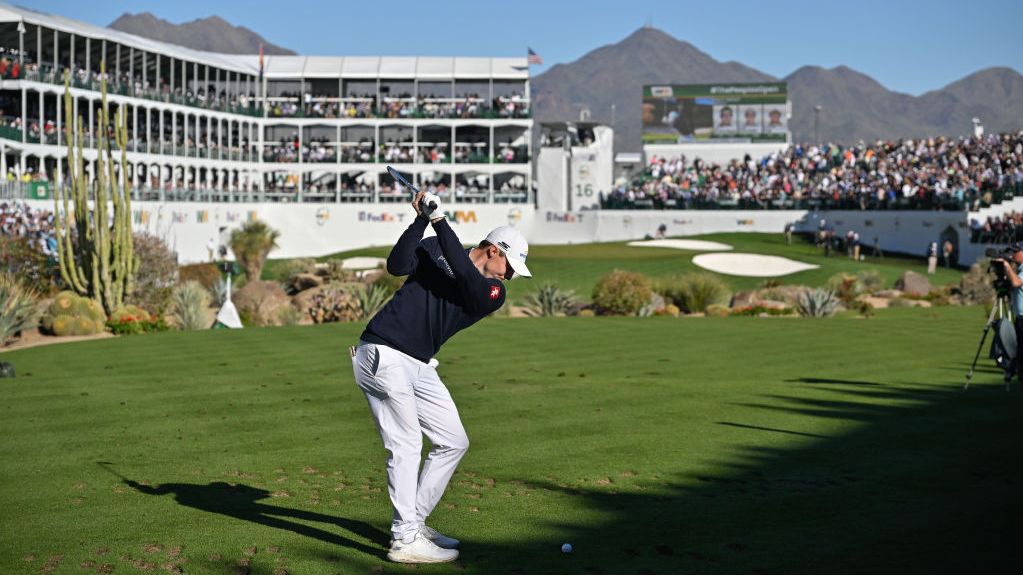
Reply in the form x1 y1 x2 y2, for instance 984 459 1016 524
2 307 1019 574
264 233 965 304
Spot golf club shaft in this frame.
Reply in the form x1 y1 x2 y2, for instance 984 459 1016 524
387 166 437 211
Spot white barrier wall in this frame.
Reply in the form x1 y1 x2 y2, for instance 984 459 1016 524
24 198 978 265
793 210 975 263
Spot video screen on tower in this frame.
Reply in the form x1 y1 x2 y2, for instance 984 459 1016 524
642 83 788 144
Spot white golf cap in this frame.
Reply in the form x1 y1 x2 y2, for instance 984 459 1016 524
484 226 532 278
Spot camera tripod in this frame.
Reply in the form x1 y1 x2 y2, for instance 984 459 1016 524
965 294 1014 391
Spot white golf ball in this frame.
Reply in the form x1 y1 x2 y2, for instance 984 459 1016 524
561 543 572 553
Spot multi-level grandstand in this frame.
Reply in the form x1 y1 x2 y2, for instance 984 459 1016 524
0 3 531 204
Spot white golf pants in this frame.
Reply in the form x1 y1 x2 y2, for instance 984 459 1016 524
352 341 469 542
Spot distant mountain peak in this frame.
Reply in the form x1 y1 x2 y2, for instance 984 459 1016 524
108 12 296 55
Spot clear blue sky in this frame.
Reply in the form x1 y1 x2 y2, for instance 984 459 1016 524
18 0 1023 95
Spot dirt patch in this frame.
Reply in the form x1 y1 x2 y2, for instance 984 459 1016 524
1 328 115 353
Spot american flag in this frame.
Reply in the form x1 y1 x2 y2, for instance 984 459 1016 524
527 48 543 66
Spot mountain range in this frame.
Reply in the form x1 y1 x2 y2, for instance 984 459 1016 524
108 13 295 55
107 16 1023 152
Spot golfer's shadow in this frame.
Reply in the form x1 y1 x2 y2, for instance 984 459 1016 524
123 479 388 558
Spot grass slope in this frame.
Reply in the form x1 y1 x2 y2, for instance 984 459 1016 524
1 306 1019 574
263 233 965 305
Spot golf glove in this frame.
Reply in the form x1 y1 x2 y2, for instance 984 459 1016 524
420 192 444 221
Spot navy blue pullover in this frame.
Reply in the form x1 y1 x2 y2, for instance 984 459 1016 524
360 218 506 363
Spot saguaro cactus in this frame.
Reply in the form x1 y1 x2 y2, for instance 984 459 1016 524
54 61 139 315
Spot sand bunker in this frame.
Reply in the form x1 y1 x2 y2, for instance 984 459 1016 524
692 253 818 277
627 239 733 251
341 256 386 270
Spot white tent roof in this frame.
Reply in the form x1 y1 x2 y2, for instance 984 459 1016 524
0 2 254 74
0 3 529 81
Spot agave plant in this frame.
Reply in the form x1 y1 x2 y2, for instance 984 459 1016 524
523 282 579 317
795 287 839 318
170 281 211 331
356 284 391 321
0 273 40 345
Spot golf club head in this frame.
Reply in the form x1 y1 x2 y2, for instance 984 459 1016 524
387 165 436 211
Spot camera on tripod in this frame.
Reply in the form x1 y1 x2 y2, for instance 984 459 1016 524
984 246 1015 297
982 245 1014 294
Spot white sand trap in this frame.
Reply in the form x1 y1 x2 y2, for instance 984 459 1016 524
341 256 386 270
692 253 818 277
627 239 733 251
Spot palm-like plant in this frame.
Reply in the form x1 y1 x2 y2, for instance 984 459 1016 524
229 221 281 281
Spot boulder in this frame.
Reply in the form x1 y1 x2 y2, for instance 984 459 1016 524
730 291 756 308
288 273 323 293
874 289 904 299
894 271 931 297
233 280 291 326
292 284 329 313
755 285 805 306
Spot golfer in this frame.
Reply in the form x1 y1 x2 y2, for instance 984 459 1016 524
352 189 531 563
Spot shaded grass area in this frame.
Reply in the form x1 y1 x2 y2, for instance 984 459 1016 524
263 233 965 304
1 306 1019 573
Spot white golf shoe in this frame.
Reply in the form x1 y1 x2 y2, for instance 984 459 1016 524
387 531 459 564
420 524 460 549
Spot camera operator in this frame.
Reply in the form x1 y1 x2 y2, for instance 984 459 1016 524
994 242 1023 384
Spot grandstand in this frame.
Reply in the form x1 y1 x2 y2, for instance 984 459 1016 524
0 3 531 204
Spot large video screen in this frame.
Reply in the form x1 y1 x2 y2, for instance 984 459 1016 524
642 83 788 144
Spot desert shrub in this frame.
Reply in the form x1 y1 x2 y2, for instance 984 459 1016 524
888 297 913 308
170 281 211 331
730 304 793 317
592 270 652 316
126 233 179 314
277 305 304 326
656 272 731 313
523 282 579 317
107 304 165 335
795 288 839 318
41 291 106 336
855 269 885 293
957 263 996 305
179 263 222 291
0 272 40 345
356 284 391 321
705 304 731 317
826 273 860 302
577 308 595 317
371 270 407 294
0 235 61 295
846 299 875 318
307 284 363 324
272 258 316 282
922 288 952 306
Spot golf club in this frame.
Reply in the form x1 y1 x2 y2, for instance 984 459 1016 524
387 165 437 211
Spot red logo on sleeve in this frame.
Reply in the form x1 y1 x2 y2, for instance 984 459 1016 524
489 285 502 300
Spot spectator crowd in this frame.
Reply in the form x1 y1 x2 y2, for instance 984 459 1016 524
0 202 57 258
604 132 1023 212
